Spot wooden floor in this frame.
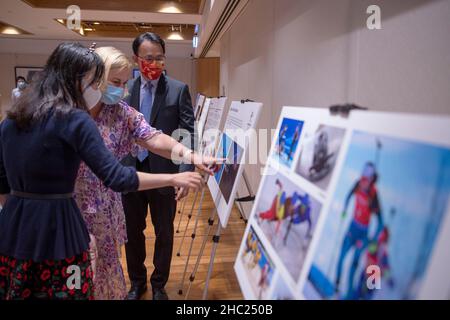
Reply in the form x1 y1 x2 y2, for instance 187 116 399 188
120 189 246 300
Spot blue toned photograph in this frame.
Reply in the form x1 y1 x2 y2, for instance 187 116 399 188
214 133 232 184
219 139 244 204
303 131 450 300
272 118 304 168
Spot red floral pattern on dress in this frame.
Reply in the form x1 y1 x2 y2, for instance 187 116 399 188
0 252 94 300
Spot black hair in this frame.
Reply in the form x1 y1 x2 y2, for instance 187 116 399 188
132 32 166 56
8 42 104 129
16 76 26 83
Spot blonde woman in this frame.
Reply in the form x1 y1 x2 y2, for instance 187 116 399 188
74 46 216 300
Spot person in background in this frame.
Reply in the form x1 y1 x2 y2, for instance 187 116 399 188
0 42 204 300
74 46 218 300
11 76 27 103
122 32 196 300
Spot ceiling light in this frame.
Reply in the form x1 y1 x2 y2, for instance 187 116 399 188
159 3 182 14
79 27 85 36
84 28 94 31
93 22 100 25
168 32 184 40
1 27 20 35
57 19 64 24
168 25 184 40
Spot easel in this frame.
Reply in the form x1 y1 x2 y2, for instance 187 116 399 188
175 96 217 252
176 175 208 293
175 197 188 234
200 170 255 300
179 98 261 299
175 190 199 255
234 170 256 223
177 169 255 297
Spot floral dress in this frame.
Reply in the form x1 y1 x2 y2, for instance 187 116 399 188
74 101 160 300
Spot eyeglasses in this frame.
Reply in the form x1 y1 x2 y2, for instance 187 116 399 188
137 55 166 64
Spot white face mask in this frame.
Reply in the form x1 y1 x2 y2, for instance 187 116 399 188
82 84 102 110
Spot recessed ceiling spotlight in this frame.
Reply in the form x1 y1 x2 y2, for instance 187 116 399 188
1 27 20 35
159 2 182 14
168 26 184 40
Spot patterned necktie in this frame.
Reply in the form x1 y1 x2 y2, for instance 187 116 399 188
137 82 153 162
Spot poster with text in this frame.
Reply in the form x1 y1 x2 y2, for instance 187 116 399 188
194 94 206 121
197 97 211 141
200 97 227 157
208 100 263 228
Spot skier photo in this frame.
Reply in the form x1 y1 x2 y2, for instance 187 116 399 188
303 132 450 300
272 118 304 168
297 125 346 191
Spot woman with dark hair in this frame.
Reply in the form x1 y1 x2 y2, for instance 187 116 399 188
0 42 204 300
74 46 218 300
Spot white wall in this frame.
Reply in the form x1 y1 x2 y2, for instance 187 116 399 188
0 38 195 115
220 0 450 217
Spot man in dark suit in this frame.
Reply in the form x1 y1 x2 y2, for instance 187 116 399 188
122 32 195 300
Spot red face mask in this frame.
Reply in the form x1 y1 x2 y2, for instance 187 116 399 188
138 59 165 80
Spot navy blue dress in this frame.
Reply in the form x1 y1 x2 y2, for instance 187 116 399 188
0 109 139 262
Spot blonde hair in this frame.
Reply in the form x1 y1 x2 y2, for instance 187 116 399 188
95 46 132 91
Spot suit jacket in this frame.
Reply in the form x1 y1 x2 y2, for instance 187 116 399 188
122 74 195 194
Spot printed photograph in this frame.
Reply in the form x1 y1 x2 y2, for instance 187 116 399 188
213 133 232 184
255 170 322 281
240 226 276 300
303 131 450 300
219 139 244 204
272 118 304 168
296 125 346 191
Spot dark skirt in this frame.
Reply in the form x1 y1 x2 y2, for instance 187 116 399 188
0 197 91 262
0 251 94 300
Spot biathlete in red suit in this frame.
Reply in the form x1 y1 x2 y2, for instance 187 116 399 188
335 162 384 299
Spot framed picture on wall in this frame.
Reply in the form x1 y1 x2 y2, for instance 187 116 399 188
14 66 44 84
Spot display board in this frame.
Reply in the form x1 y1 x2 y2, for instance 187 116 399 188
200 97 227 157
196 97 211 144
235 106 450 300
194 93 206 122
208 100 263 228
